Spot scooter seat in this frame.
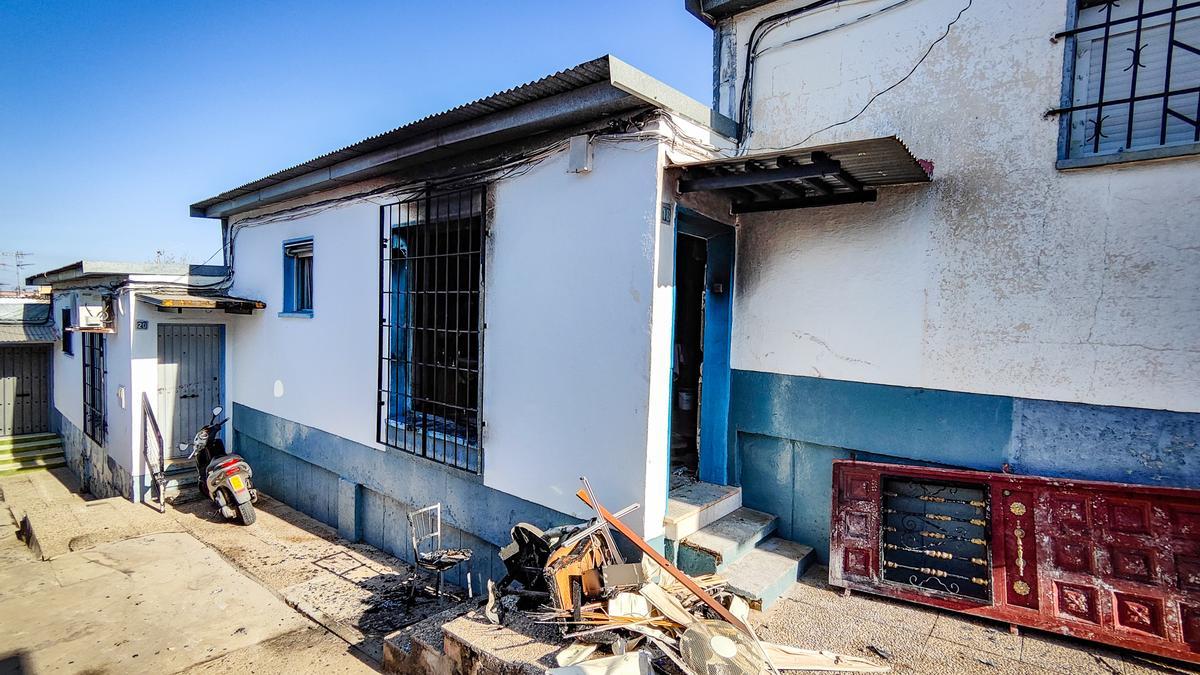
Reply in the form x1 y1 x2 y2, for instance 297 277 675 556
205 454 247 472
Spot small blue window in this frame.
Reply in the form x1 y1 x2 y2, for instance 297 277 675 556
282 237 314 317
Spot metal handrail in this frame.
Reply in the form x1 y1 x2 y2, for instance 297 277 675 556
141 392 166 512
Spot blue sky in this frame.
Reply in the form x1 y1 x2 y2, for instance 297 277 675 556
0 1 712 286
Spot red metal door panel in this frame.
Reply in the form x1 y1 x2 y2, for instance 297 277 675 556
829 460 1200 664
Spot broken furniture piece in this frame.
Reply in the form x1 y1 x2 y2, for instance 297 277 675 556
406 503 473 601
830 460 1200 665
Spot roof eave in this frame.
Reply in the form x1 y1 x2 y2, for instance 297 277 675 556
190 55 737 220
684 0 783 24
26 261 229 287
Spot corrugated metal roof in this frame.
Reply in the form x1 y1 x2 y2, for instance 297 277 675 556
673 136 932 213
675 137 931 185
0 301 53 344
139 293 265 311
0 302 49 325
0 324 54 344
191 57 615 212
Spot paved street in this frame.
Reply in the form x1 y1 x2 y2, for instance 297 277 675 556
0 470 383 674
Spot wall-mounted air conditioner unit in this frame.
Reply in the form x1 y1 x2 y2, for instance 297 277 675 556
73 291 111 330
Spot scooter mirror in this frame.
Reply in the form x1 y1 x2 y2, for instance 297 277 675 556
212 406 223 417
178 443 189 452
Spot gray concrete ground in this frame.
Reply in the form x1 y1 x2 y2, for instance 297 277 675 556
422 571 1200 675
0 468 457 674
755 568 1200 675
5 468 1199 675
169 491 463 663
0 510 376 674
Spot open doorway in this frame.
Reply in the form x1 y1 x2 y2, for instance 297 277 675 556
671 233 706 480
669 210 735 487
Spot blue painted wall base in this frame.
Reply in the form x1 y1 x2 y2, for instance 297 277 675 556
232 403 578 589
731 370 1200 562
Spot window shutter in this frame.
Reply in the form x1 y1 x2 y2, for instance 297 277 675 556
285 240 314 257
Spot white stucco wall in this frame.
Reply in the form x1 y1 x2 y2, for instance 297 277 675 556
50 293 84 434
226 140 674 536
126 291 238 483
484 139 672 535
720 0 1200 412
104 293 135 472
49 282 238 494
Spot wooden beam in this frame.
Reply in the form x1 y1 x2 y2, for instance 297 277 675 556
575 488 750 633
732 190 877 214
679 158 840 193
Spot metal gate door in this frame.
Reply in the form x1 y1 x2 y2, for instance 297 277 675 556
157 325 223 459
0 345 50 437
830 460 1200 664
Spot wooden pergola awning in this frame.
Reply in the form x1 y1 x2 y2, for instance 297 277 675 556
674 136 932 214
139 293 265 314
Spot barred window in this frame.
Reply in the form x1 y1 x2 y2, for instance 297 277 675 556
378 185 484 472
82 332 106 445
1058 0 1200 160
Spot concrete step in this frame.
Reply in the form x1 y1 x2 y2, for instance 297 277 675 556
0 437 62 457
163 465 198 482
663 481 741 542
676 507 777 576
164 484 203 505
0 455 68 475
0 432 58 451
163 457 194 472
722 537 815 611
0 445 65 464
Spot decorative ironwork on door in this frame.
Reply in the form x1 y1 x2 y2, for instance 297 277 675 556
830 460 1200 664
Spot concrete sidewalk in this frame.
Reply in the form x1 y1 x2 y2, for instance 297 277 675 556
0 509 375 673
0 468 463 673
169 492 466 663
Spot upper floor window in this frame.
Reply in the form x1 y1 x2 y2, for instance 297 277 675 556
377 185 485 473
282 238 314 316
1058 0 1200 163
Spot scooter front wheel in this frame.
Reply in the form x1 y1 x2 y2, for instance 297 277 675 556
236 500 256 525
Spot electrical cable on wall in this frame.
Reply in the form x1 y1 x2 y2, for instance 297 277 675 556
183 111 719 299
735 0 972 153
761 0 973 153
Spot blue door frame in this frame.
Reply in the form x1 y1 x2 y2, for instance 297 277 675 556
674 207 736 486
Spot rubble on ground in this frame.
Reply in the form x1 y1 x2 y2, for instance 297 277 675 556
481 477 889 674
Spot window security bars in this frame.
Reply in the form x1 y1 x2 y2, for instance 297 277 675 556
1056 0 1200 159
378 185 485 473
880 477 992 603
82 332 106 445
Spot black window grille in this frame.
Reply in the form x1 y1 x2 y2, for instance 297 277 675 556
881 477 992 603
378 185 485 472
1055 0 1200 159
82 332 106 445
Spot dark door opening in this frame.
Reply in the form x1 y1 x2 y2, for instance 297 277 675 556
671 233 707 480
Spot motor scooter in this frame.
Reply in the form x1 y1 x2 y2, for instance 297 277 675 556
180 406 258 525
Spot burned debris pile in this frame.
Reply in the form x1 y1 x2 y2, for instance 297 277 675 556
483 478 888 674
